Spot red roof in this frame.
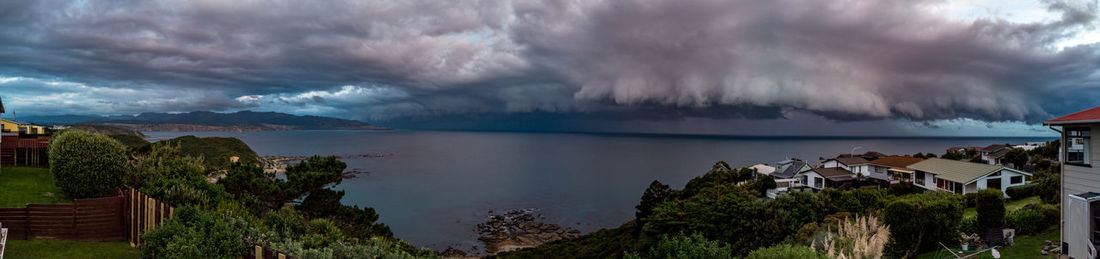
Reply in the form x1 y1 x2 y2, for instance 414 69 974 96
1045 106 1100 125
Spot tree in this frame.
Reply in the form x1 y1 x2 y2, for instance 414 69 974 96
1003 148 1028 169
974 189 1005 231
128 143 205 188
48 130 129 199
912 153 926 159
625 233 733 259
941 150 966 160
924 153 937 158
884 192 963 258
636 181 672 221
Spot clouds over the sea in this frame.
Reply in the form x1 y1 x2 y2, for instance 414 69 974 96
0 0 1098 128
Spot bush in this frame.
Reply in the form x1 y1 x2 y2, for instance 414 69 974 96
884 192 963 258
974 189 1005 230
1006 204 1059 235
625 232 732 259
745 244 828 259
141 206 248 258
1005 184 1038 200
128 143 206 188
48 130 129 199
959 217 979 235
962 192 980 207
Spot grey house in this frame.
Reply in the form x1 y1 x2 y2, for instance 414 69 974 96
1045 106 1100 259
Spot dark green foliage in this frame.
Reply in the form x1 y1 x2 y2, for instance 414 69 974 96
108 134 151 153
745 244 829 259
941 150 967 160
974 189 1005 230
128 143 205 188
822 188 888 214
624 233 732 259
48 130 129 199
635 181 672 222
1005 204 1059 235
1034 169 1060 204
493 221 642 259
750 175 777 197
141 206 248 258
884 192 963 258
888 181 917 196
155 135 261 170
959 217 979 235
968 157 987 164
297 188 393 238
912 153 927 159
1029 140 1059 160
141 176 229 209
924 153 938 158
1003 148 1029 169
1005 183 1038 200
963 192 980 207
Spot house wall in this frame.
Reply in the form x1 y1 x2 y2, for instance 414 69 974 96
1061 123 1100 255
850 164 870 176
822 160 850 171
799 172 825 189
965 182 978 193
968 169 1030 195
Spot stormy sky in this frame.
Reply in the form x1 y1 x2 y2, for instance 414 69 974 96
1 0 1098 136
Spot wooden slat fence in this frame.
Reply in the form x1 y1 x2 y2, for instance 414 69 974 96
123 188 174 247
245 240 294 259
0 194 124 241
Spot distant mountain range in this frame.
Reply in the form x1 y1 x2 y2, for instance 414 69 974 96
21 111 389 132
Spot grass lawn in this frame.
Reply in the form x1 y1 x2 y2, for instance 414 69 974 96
962 196 1041 218
0 167 70 207
3 239 140 259
915 227 1059 259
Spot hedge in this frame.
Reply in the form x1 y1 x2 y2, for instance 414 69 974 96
974 189 1005 230
1005 183 1038 200
48 130 129 199
1006 204 1059 235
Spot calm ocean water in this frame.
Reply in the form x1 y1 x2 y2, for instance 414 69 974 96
144 130 1054 251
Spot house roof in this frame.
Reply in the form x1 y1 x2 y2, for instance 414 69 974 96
750 164 776 175
773 160 810 179
907 158 1032 183
986 148 1010 159
982 144 1008 153
830 157 869 166
866 156 924 168
1045 106 1100 125
814 167 855 178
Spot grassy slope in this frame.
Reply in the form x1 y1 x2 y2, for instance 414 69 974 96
962 196 1041 218
155 135 261 170
0 167 70 207
4 239 140 259
915 227 1059 259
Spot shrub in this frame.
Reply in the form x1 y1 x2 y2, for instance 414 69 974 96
745 244 828 259
974 189 1005 230
818 215 891 259
48 130 129 199
128 143 206 188
962 192 980 207
625 232 732 259
1006 204 1059 235
141 206 248 258
959 217 979 236
884 192 963 258
1005 184 1038 200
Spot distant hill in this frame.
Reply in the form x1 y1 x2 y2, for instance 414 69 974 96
67 124 145 137
155 135 262 170
31 111 389 132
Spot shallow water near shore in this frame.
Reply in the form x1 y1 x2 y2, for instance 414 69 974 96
144 130 1053 252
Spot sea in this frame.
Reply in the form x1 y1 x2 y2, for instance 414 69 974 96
142 130 1055 251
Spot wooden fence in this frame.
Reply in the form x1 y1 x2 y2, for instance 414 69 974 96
245 240 294 259
123 188 174 247
0 195 125 241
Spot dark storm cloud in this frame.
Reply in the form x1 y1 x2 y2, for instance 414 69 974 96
0 0 1097 123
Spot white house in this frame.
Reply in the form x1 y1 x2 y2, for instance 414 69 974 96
863 155 925 183
906 158 1032 195
820 157 870 176
1044 106 1100 259
979 144 1011 165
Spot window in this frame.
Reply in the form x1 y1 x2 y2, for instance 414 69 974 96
815 177 824 188
915 171 925 185
1067 128 1091 165
1011 176 1023 184
987 178 1002 190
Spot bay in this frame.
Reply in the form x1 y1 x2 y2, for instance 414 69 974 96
143 130 1054 251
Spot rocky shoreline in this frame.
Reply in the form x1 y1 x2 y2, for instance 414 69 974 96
262 154 390 178
476 209 581 254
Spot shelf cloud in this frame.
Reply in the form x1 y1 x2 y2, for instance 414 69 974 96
0 0 1098 126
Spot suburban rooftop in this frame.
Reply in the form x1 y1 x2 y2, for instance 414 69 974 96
907 158 1031 184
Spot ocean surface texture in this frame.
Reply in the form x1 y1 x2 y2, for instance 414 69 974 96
144 130 1053 250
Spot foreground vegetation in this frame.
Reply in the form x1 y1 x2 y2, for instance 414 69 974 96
0 167 70 207
3 239 140 259
43 129 434 258
497 156 1063 258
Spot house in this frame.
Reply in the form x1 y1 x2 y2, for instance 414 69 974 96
812 167 858 189
863 155 925 183
820 156 869 173
979 144 1011 165
773 159 825 190
1043 106 1100 258
906 158 1032 195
